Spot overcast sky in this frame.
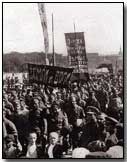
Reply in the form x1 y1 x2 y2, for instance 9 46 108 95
3 3 123 55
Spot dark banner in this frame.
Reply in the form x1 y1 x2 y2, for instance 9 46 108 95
65 32 88 73
28 64 73 87
97 63 113 73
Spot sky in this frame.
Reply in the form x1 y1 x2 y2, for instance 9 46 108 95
3 3 123 55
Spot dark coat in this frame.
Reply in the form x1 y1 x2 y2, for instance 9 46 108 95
45 144 63 158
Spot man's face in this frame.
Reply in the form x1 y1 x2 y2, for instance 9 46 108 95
105 122 114 132
28 133 37 145
71 97 77 107
20 100 26 110
50 95 55 102
29 91 33 96
86 113 97 123
34 99 39 109
77 92 81 99
49 133 58 145
57 93 61 100
53 105 60 114
15 102 21 112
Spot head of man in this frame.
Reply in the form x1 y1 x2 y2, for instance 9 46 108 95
86 112 97 124
49 132 59 145
15 100 21 113
105 116 118 134
56 92 62 100
52 102 61 114
86 106 100 123
49 94 56 103
33 98 39 110
20 97 26 110
28 132 37 145
76 91 81 100
71 96 77 107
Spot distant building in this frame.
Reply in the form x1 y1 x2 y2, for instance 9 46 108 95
86 49 123 73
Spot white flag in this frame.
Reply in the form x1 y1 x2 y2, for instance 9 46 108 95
38 3 49 57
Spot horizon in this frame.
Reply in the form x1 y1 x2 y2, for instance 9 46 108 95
3 50 122 56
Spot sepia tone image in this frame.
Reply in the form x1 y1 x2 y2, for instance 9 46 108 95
3 2 123 159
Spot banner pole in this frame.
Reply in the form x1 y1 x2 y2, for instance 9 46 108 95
52 13 55 66
74 21 80 73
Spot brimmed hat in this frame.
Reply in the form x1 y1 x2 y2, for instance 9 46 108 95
105 116 119 126
86 106 100 115
19 96 25 101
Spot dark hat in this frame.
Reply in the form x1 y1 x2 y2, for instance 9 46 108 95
86 106 100 115
87 140 107 152
116 123 123 129
86 151 112 158
52 101 60 107
105 116 119 125
32 126 41 133
97 113 107 120
19 96 25 101
33 97 39 102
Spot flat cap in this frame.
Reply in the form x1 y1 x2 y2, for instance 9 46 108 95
86 106 100 115
105 116 119 125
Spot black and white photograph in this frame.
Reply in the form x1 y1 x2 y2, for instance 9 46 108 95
2 2 124 159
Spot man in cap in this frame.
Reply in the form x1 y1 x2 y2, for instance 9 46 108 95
47 101 69 134
107 88 123 120
105 116 119 149
25 88 34 109
95 86 109 113
29 98 47 136
13 98 30 148
66 96 85 149
85 90 100 110
79 106 100 148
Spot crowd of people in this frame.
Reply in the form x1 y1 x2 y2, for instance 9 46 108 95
3 72 123 158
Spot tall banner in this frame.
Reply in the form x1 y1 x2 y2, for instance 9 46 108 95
38 3 49 64
65 32 88 73
28 63 73 87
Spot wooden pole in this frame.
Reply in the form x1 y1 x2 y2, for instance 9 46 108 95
52 13 55 66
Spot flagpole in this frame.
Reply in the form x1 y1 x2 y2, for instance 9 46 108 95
115 60 118 74
52 13 55 66
73 21 80 73
74 22 76 33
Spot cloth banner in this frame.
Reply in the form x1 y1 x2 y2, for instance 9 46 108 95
65 32 88 73
97 63 113 73
28 63 73 87
38 3 49 56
